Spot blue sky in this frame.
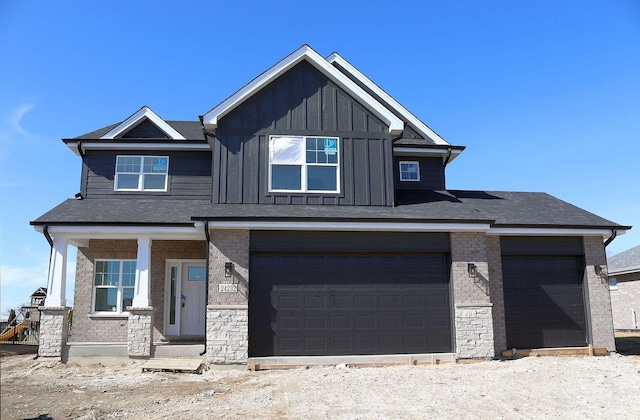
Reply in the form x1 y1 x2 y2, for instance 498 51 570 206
1 0 639 316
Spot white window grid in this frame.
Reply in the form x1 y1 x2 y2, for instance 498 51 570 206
93 259 137 313
399 161 420 182
114 155 169 191
268 136 340 193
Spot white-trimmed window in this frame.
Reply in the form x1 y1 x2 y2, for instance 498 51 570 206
115 156 169 191
93 260 136 313
609 278 618 290
399 161 420 181
269 136 339 192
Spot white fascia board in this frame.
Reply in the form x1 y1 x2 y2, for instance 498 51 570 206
327 53 449 146
101 106 186 140
66 141 210 156
202 45 404 135
204 221 491 232
33 225 204 241
487 227 625 237
393 147 463 163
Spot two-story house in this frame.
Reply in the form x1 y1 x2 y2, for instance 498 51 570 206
31 45 630 364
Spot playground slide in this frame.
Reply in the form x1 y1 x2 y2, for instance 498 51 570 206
0 320 28 341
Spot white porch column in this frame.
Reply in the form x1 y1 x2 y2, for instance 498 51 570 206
44 236 68 307
132 236 152 307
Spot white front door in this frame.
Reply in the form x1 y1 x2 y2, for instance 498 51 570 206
164 261 206 337
180 264 206 336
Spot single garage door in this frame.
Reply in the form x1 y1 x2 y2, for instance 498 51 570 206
501 237 587 349
249 231 452 357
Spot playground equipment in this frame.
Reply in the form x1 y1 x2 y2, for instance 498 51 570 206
0 320 28 341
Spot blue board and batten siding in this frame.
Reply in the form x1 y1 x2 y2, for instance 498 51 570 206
81 150 212 199
212 61 395 206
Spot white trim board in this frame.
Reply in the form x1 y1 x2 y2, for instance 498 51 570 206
202 45 404 136
327 52 449 146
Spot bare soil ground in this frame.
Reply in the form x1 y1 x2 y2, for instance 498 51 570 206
2 349 640 419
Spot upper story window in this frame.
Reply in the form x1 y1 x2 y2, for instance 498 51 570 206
93 260 136 313
269 136 339 193
115 156 168 191
399 161 420 181
609 278 618 290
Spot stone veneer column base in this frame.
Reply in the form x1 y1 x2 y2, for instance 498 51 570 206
206 305 248 364
455 303 495 359
127 307 154 357
38 306 70 358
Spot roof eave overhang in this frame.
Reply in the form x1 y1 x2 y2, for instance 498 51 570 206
201 45 404 136
63 139 210 156
393 145 466 163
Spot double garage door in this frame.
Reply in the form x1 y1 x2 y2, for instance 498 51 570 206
249 231 452 357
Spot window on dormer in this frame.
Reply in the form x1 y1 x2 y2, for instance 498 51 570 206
269 136 339 193
399 161 420 181
115 156 169 191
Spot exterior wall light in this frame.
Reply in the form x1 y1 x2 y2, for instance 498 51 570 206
225 262 234 278
594 264 605 277
467 263 477 278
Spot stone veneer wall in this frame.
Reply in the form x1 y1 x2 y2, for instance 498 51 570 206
583 236 616 351
450 232 495 358
38 307 70 357
206 307 248 363
610 272 640 330
127 307 154 357
206 229 250 363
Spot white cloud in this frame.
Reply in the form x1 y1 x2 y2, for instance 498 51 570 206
9 103 35 138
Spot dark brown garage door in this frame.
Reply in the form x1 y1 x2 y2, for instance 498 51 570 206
502 255 587 349
249 251 452 357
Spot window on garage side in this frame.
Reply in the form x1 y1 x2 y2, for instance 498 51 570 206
115 155 169 191
93 260 136 313
399 161 420 181
269 136 339 193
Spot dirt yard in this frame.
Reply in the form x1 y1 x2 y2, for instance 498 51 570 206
2 348 640 419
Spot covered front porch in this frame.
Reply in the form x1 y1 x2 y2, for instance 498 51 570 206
34 224 209 360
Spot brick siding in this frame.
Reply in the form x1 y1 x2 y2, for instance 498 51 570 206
610 272 640 330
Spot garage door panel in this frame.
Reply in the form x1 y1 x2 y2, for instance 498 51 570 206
249 252 452 357
502 255 586 349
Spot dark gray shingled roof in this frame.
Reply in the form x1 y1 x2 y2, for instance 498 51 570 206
72 121 205 140
608 245 640 275
31 190 629 231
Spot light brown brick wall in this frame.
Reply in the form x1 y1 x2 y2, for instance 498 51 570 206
73 239 205 343
609 272 640 330
486 235 507 354
450 232 491 305
208 229 250 306
583 236 616 351
73 240 137 342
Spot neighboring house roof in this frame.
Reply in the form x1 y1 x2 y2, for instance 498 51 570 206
608 245 640 276
30 287 47 297
31 190 626 231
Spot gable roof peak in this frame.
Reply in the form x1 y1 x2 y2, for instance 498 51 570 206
201 44 404 136
101 105 186 140
326 52 449 146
